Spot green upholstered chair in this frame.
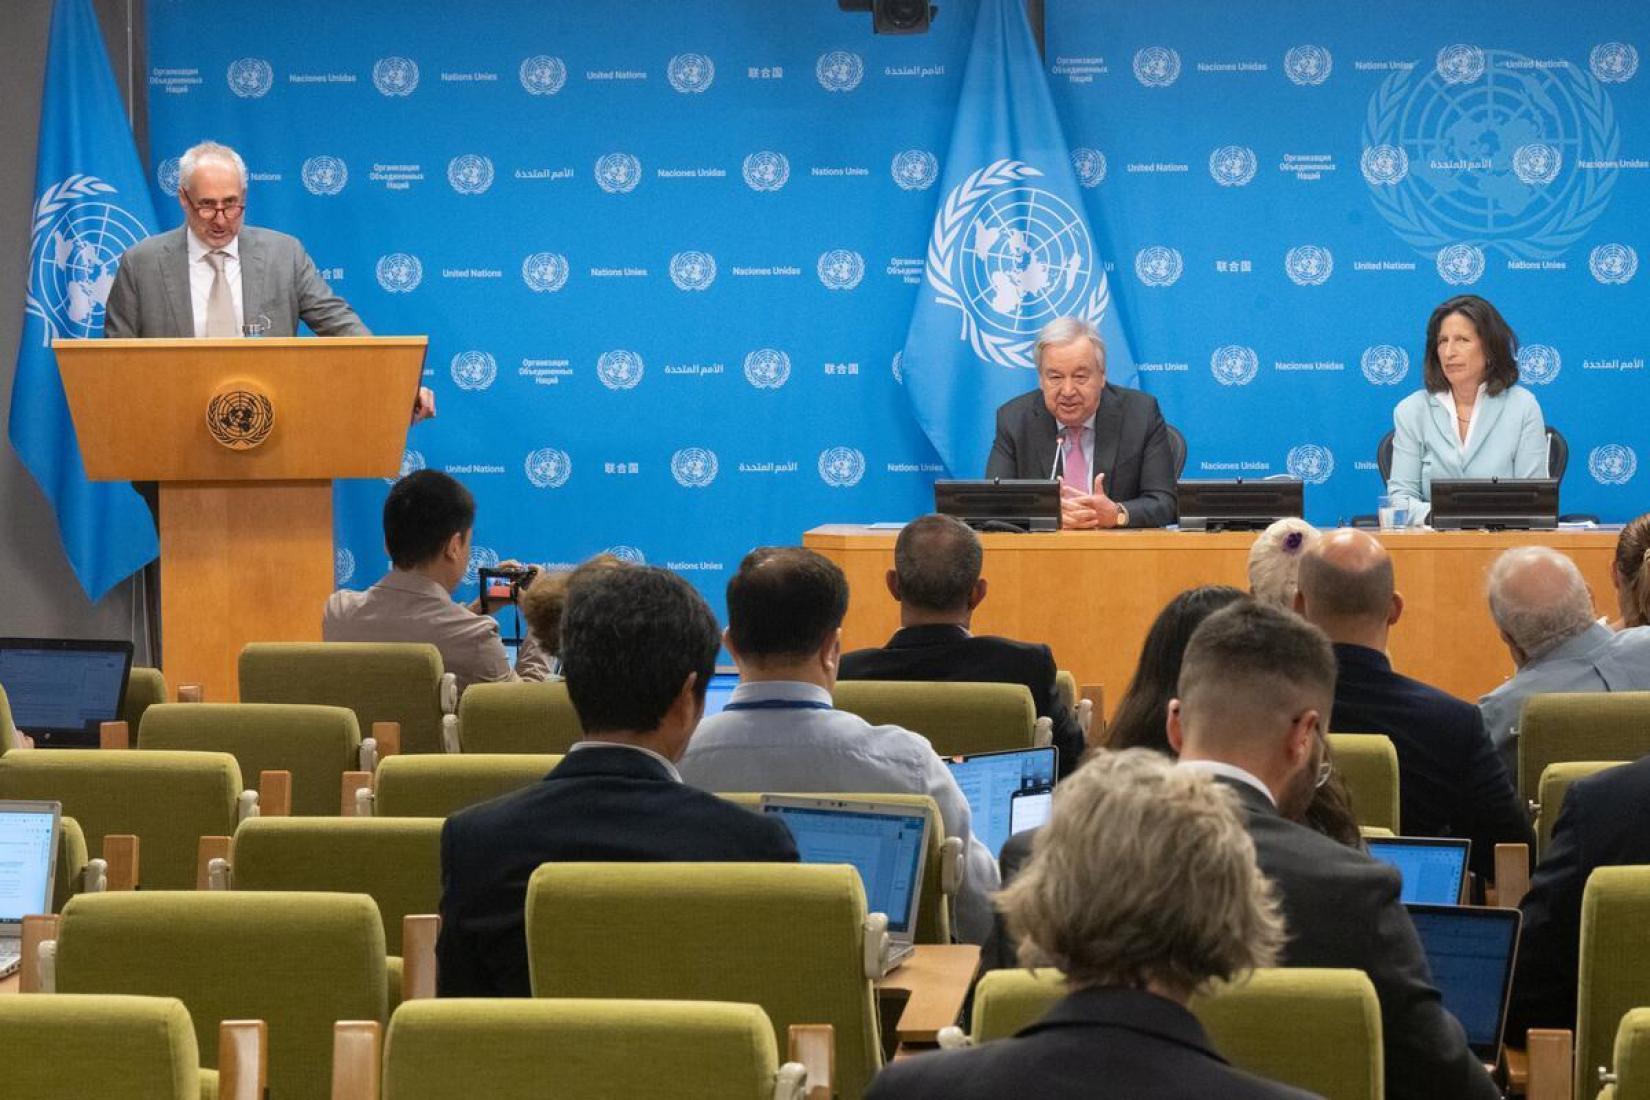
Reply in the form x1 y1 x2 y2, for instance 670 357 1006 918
966 966 1065 1041
239 642 453 755
1600 1007 1650 1100
456 680 583 754
719 792 958 944
0 749 249 890
54 816 91 913
1517 692 1650 806
1325 733 1401 833
527 862 883 1100
122 666 168 732
1053 670 1077 718
139 703 363 817
378 999 810 1100
0 994 202 1099
831 680 1040 756
52 890 387 1100
1576 868 1650 1100
1536 761 1622 859
371 753 562 818
0 683 18 752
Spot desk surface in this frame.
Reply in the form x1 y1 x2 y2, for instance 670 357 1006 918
878 944 980 1044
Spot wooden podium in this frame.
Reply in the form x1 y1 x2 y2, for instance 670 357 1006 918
55 337 429 701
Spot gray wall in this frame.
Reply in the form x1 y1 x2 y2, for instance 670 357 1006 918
0 0 152 659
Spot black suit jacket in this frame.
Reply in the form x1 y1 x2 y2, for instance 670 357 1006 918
840 624 1084 774
1508 755 1650 1040
983 386 1177 527
437 745 799 997
1329 643 1534 882
866 986 1319 1099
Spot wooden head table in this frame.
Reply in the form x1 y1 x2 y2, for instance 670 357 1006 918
805 526 1620 720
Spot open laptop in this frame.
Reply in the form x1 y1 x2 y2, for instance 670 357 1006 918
944 747 1058 860
1406 904 1522 1065
0 638 134 748
759 795 931 973
701 668 740 717
1368 837 1472 905
0 800 61 978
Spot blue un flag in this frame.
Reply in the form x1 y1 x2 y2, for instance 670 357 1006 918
901 0 1136 477
10 0 159 600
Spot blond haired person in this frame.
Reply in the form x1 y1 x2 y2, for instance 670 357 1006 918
1247 517 1321 610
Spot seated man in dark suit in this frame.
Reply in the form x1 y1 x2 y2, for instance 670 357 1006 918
1296 528 1533 883
1166 602 1499 1100
984 316 1176 529
1507 755 1650 1041
839 513 1084 771
436 565 799 997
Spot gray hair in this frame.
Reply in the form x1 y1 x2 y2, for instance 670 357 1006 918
999 748 1285 995
1487 546 1595 659
178 141 248 193
1034 317 1106 372
1247 518 1321 609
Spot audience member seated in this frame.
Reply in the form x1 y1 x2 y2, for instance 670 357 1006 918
1297 529 1532 882
1609 513 1650 630
1168 602 1499 1100
677 547 1001 942
1248 518 1321 610
1507 753 1650 1041
436 566 799 997
839 513 1084 772
517 552 627 675
866 750 1314 1100
324 470 550 693
1479 546 1650 770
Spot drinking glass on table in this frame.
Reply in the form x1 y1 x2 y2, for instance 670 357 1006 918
1377 494 1410 531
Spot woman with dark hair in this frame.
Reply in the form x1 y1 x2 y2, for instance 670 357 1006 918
1611 513 1650 630
1387 294 1548 523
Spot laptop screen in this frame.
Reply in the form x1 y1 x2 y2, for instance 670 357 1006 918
0 639 133 745
1407 904 1521 1058
945 747 1058 859
1368 839 1470 905
0 802 59 925
701 671 740 717
762 802 927 934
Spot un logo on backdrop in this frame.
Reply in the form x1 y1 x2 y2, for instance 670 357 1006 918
667 53 715 93
1436 44 1486 85
1360 145 1409 186
1071 148 1107 188
524 448 572 489
384 448 425 485
595 153 642 194
1133 47 1180 87
301 156 348 196
1209 146 1257 187
891 150 939 191
448 155 494 195
1285 245 1333 285
671 447 719 488
522 252 569 293
1284 45 1333 86
1135 246 1183 288
743 152 790 192
26 176 148 340
464 546 499 585
156 158 181 195
817 51 865 92
670 251 717 291
372 57 419 97
818 249 865 291
743 348 791 390
334 548 355 586
376 253 422 293
1436 243 1486 285
519 56 567 96
450 351 497 392
1590 244 1638 284
1210 345 1259 386
606 545 647 565
1361 345 1410 385
1517 344 1562 385
597 349 644 390
1590 444 1638 485
1286 444 1335 484
1512 143 1562 186
1591 43 1639 84
819 447 867 488
227 57 273 98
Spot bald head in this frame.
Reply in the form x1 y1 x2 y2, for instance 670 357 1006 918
1297 529 1395 631
1487 547 1594 660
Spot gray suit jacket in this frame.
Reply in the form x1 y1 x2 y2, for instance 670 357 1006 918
984 386 1177 527
104 225 368 338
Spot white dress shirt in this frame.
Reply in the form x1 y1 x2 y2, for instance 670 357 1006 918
1432 382 1488 457
677 679 1001 944
185 228 244 337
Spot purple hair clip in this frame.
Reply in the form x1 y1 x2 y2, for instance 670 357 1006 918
1283 531 1305 554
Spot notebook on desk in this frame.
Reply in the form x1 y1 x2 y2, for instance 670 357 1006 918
944 747 1058 860
0 800 61 978
0 638 133 748
1368 837 1471 905
1406 903 1521 1064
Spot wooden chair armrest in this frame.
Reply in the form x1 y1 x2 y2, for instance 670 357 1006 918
787 1023 834 1100
259 770 292 817
371 721 401 759
20 914 60 993
103 834 139 891
341 772 374 816
1527 1028 1574 1100
99 720 130 750
401 914 441 1000
1032 715 1053 748
1496 843 1532 909
177 683 203 703
1079 683 1105 738
330 1020 382 1100
197 836 232 890
218 1020 267 1100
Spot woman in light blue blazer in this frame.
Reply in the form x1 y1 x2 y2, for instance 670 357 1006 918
1387 295 1548 523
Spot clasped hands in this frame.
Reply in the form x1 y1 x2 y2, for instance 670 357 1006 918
1061 473 1122 530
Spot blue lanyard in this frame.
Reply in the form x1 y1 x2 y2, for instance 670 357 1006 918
722 699 834 712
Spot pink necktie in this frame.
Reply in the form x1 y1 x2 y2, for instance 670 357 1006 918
1062 427 1087 494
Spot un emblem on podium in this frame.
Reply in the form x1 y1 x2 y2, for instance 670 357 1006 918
206 382 274 451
